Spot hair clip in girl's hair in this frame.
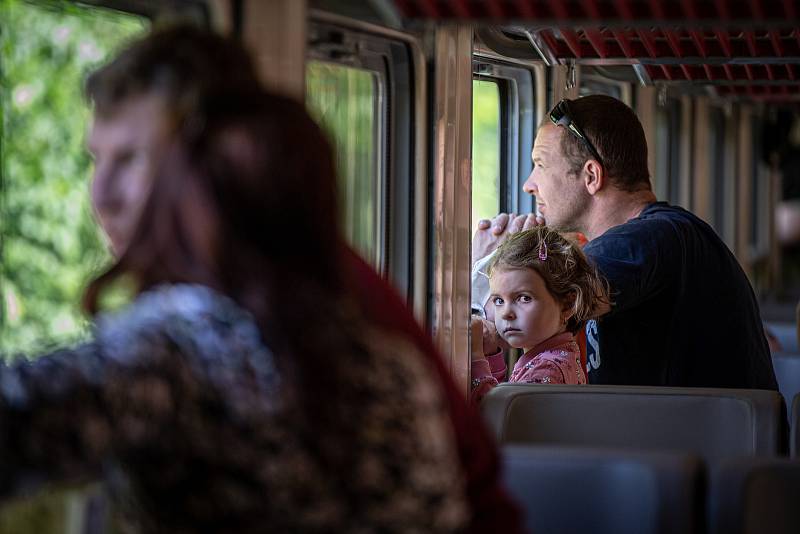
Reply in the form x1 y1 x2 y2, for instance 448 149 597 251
538 241 548 261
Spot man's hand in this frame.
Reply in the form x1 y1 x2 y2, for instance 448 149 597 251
472 212 544 261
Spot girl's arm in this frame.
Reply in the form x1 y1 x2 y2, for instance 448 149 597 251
470 318 504 403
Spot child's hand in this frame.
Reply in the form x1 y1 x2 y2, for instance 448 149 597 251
470 317 503 361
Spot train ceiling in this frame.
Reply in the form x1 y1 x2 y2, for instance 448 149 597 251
392 0 800 101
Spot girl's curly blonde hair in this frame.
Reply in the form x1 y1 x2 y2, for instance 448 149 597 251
487 226 610 334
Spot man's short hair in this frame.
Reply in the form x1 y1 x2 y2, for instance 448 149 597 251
85 25 262 120
560 95 651 192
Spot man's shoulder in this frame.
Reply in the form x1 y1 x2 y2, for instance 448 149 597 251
587 202 699 251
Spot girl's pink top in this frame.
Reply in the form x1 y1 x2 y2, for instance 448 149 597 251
471 331 586 404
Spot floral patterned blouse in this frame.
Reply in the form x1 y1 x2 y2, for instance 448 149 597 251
0 284 468 533
471 331 586 403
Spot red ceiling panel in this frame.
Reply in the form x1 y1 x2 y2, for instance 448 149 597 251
395 0 800 20
395 0 800 100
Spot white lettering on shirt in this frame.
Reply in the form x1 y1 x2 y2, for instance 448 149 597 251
586 319 601 371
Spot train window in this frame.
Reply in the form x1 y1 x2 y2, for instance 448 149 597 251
306 61 382 265
710 106 731 243
655 97 683 205
579 75 622 100
0 0 147 354
578 73 632 106
471 58 536 218
306 19 420 301
751 115 766 252
472 79 501 228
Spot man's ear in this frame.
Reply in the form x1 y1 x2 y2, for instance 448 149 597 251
583 159 605 196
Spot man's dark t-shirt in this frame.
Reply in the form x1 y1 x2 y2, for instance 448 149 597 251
584 202 778 390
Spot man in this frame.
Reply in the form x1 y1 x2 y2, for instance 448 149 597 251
86 26 521 532
474 95 777 390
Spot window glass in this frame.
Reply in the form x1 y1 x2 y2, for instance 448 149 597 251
472 79 500 230
655 98 683 205
710 107 727 236
667 101 682 206
579 76 622 100
306 61 380 266
0 0 147 355
751 116 763 248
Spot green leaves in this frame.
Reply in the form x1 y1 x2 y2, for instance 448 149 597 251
0 0 146 355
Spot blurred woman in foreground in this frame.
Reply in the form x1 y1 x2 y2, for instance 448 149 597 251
0 87 469 532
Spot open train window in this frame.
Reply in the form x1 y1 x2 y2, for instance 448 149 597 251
0 0 148 355
471 58 536 222
306 17 420 302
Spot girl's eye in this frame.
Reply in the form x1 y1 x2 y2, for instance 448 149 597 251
518 295 532 303
492 297 504 306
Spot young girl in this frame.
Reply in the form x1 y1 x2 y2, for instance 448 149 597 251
471 226 609 403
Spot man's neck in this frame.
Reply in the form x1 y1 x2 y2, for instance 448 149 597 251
583 189 658 241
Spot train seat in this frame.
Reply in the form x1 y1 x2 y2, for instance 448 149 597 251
482 384 786 463
502 444 703 534
772 353 800 420
792 395 800 458
764 322 798 353
709 457 800 534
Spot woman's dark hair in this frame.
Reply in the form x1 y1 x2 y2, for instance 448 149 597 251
85 25 261 121
84 88 347 415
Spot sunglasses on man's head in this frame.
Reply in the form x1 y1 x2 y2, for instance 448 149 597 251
549 99 604 167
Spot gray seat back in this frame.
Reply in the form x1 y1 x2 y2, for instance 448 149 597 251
772 353 800 419
483 384 785 463
503 445 703 534
710 457 800 534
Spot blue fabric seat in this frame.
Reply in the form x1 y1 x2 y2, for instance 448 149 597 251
710 457 800 534
764 322 798 353
792 394 800 458
772 352 800 420
502 445 703 534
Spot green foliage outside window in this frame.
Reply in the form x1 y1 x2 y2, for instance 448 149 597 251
472 79 501 231
0 3 146 531
306 61 380 266
0 0 146 356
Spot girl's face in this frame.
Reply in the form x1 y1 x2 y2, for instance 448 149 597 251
489 267 569 352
